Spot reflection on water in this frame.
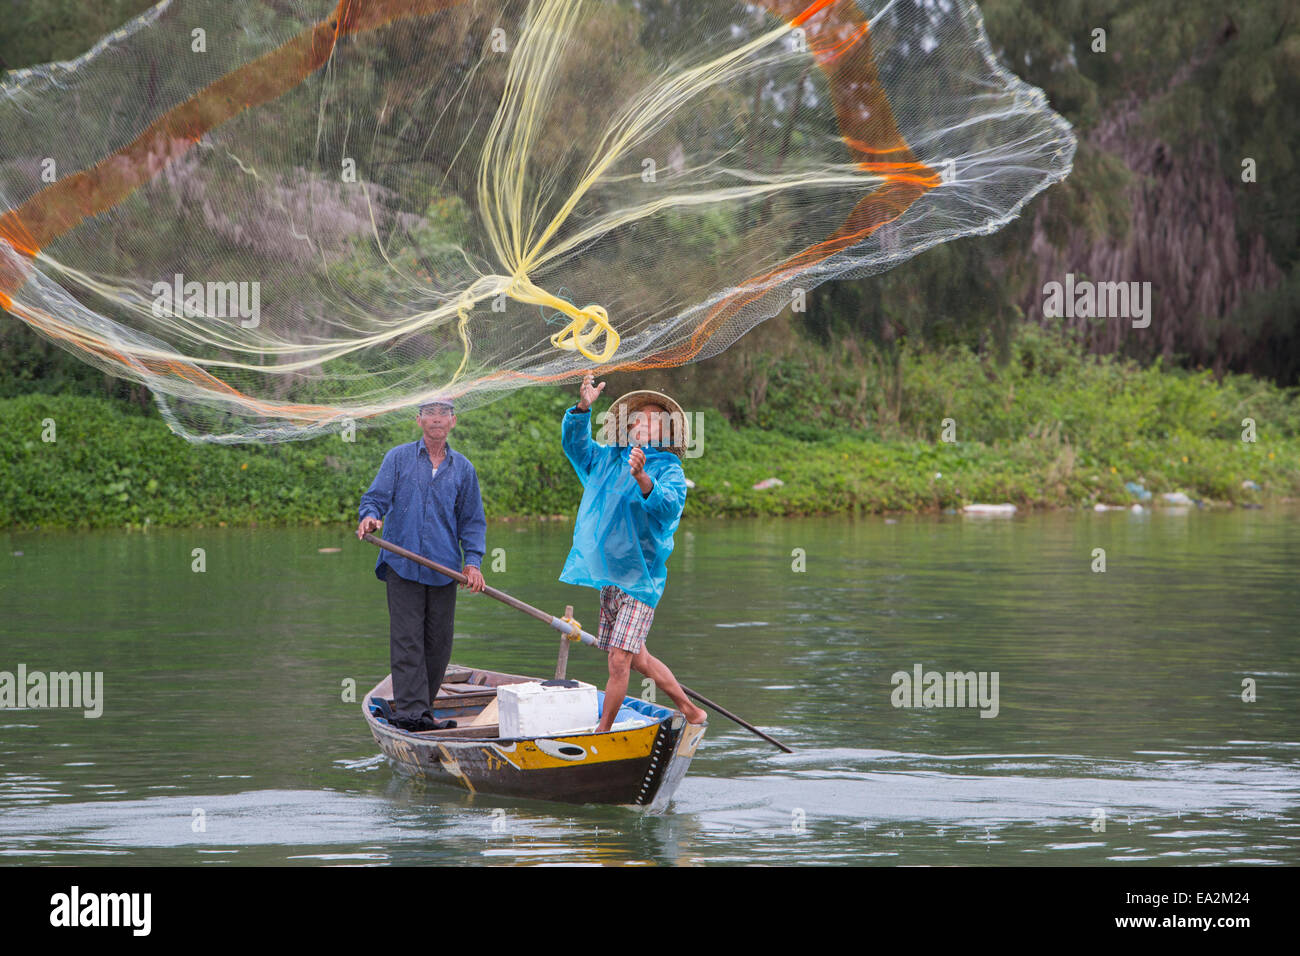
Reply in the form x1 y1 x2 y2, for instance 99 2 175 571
1 508 1298 864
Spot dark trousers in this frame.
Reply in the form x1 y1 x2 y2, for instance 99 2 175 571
385 571 457 721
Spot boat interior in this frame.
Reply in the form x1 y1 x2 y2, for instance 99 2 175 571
366 667 673 739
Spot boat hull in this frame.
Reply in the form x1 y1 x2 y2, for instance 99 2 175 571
363 671 704 810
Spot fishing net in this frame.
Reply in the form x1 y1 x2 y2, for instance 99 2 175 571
0 0 1075 441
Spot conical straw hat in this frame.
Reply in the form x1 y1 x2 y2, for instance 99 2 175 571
602 389 688 459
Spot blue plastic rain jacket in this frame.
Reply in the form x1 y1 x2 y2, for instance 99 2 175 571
559 407 688 608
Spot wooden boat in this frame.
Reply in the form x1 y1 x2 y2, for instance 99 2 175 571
362 666 707 810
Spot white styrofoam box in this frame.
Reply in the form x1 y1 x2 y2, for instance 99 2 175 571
498 680 599 737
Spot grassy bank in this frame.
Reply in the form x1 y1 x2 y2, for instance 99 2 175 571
2 326 1298 529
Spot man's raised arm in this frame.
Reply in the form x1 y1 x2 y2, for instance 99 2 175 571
562 372 606 484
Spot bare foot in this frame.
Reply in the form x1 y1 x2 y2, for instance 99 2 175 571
684 704 708 725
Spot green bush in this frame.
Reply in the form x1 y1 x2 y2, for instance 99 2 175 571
2 321 1298 529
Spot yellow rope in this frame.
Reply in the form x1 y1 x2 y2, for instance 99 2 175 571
453 272 620 366
560 614 584 642
511 275 620 364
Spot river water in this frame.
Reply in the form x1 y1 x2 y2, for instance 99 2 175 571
1 508 1297 865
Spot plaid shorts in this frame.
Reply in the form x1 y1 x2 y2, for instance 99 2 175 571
597 585 655 654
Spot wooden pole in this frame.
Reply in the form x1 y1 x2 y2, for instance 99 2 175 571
555 604 573 680
362 533 594 643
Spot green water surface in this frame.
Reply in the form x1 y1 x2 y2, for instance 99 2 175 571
1 507 1297 865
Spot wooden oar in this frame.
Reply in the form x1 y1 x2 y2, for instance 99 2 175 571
361 533 598 645
361 533 793 753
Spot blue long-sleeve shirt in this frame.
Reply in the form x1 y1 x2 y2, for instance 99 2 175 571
358 440 486 586
559 407 687 608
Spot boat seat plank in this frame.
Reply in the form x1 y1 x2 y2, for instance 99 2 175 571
433 693 496 709
438 682 490 695
412 723 500 738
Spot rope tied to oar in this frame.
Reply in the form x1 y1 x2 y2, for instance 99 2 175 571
559 612 584 641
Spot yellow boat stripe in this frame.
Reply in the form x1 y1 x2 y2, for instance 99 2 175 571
485 726 658 771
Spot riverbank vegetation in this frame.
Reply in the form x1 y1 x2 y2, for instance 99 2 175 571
2 323 1296 529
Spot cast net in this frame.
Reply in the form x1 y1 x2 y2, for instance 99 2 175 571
0 0 1075 441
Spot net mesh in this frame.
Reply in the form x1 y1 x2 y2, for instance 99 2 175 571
0 0 1075 441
